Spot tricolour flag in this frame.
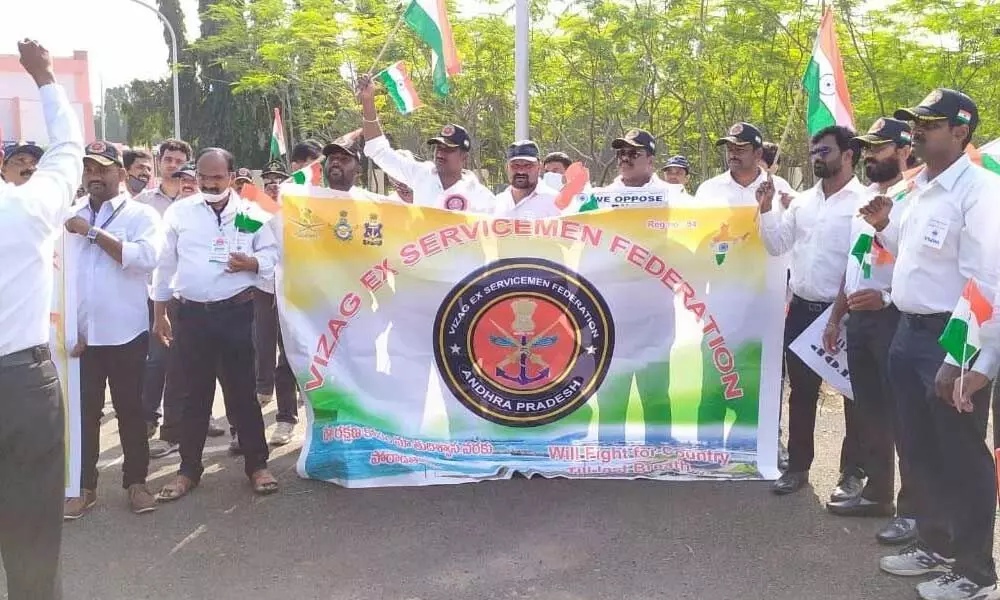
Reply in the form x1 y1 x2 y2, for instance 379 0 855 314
270 108 287 160
375 61 423 115
802 8 854 135
939 279 994 367
849 220 875 279
404 0 461 96
291 160 324 186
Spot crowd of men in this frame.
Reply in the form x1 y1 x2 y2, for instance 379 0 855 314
1 39 999 600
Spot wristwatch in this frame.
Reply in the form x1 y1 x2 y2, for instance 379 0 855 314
86 227 98 243
881 290 892 307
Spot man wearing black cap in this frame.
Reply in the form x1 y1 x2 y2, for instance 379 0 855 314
590 128 676 208
261 161 288 201
357 74 495 213
62 141 161 519
171 163 199 199
1 142 44 186
696 122 795 205
233 167 254 197
660 155 692 195
824 118 916 545
860 89 1000 600
495 140 561 218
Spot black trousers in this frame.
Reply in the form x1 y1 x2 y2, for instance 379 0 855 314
889 313 996 586
0 346 63 600
784 296 864 474
175 297 268 481
80 333 150 490
253 291 298 424
845 307 913 512
141 298 185 442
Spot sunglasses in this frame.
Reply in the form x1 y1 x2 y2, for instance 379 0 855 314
617 148 647 160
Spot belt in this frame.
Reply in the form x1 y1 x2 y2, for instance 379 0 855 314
0 345 51 369
791 295 830 313
178 288 255 311
902 312 951 327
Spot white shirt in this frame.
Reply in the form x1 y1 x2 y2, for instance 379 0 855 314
152 190 279 303
0 84 83 356
364 136 496 213
695 168 795 206
494 181 561 218
760 177 867 303
843 180 911 296
73 193 161 346
134 185 180 217
878 155 1000 378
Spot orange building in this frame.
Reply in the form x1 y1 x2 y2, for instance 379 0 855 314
0 50 95 147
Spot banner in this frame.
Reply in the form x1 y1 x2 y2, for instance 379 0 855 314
52 233 82 498
787 306 853 400
279 187 785 487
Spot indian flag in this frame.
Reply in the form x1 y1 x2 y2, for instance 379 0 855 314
291 160 324 186
376 61 423 115
404 0 461 96
270 107 287 160
939 279 994 367
849 221 874 279
802 8 854 135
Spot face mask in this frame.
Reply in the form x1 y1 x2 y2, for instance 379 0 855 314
126 175 146 194
202 189 230 204
542 172 565 191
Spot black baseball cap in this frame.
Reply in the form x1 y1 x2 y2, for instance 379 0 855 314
662 155 691 172
716 122 763 148
427 124 472 151
83 140 122 167
507 140 540 163
854 118 912 147
262 161 288 178
3 143 43 161
895 88 979 133
235 167 253 183
323 131 363 160
612 128 657 155
171 162 196 179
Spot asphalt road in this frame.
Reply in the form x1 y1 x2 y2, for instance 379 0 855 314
3 388 997 600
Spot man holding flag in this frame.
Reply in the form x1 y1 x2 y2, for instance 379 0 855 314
861 89 1000 600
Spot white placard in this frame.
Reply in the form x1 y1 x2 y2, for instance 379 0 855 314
788 306 853 400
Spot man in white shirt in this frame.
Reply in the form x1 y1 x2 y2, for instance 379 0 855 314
0 38 82 600
758 125 867 497
61 141 161 520
659 155 692 196
153 148 280 501
357 74 495 213
823 118 917 546
863 89 1000 600
591 128 682 207
541 151 571 191
1 143 43 186
695 122 795 206
494 140 560 218
122 148 154 198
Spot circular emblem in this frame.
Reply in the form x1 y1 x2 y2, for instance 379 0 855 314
443 194 468 211
433 258 615 427
441 125 455 136
87 141 107 153
334 210 353 241
729 123 744 136
923 89 944 107
819 73 836 96
869 118 885 134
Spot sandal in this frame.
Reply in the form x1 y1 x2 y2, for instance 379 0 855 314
250 469 279 495
156 474 197 502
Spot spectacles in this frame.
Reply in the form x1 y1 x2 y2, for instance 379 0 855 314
617 148 646 160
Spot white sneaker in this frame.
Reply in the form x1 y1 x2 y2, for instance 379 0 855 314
916 571 1000 600
270 421 295 446
257 393 274 407
880 543 954 576
148 439 179 459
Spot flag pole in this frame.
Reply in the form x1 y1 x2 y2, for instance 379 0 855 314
367 12 409 77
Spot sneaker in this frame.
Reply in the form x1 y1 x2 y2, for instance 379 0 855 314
257 393 274 407
64 489 97 520
229 433 243 455
206 420 226 437
916 571 1000 600
128 484 157 515
830 472 865 502
880 542 955 577
270 421 295 446
149 439 179 459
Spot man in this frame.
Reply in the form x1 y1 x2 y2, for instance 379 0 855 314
289 139 322 172
758 125 867 497
62 141 161 519
495 140 560 218
123 148 154 197
586 128 678 212
864 89 1000 600
696 123 795 205
542 151 572 190
660 155 693 197
358 74 495 212
0 38 82 600
823 118 917 546
233 167 253 196
153 148 279 501
261 161 288 201
761 142 781 175
1 142 44 185
134 139 191 215
173 163 199 199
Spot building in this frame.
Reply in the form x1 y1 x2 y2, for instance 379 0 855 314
0 50 95 147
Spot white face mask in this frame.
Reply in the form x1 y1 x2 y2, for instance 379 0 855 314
202 189 230 205
542 171 565 191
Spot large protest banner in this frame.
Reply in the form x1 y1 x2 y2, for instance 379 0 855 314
279 186 785 487
52 234 82 498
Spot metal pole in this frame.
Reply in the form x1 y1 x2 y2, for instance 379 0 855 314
127 0 181 139
514 0 529 140
100 74 107 139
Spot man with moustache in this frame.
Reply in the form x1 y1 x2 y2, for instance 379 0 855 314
153 148 279 500
495 141 560 218
864 89 1000 600
123 149 154 197
172 163 199 199
696 123 795 206
758 125 868 496
823 118 917 546
1 143 44 186
233 167 253 196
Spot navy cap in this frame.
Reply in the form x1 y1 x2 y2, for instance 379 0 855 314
3 142 43 161
427 124 472 151
612 128 657 155
235 167 253 182
854 118 912 147
662 155 691 172
507 140 540 163
261 161 289 178
84 140 122 167
895 88 979 133
323 130 364 160
716 122 764 148
171 162 196 179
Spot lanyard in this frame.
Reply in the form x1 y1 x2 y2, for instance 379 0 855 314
89 200 127 229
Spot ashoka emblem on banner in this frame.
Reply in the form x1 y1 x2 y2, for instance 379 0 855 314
433 257 615 427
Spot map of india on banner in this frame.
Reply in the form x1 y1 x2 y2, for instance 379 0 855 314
279 187 784 487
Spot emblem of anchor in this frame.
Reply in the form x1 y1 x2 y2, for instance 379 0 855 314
488 299 560 385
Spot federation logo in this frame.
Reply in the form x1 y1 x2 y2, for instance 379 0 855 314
333 210 353 241
922 89 944 107
290 206 323 239
433 258 615 427
728 123 744 136
87 141 107 153
362 213 383 246
443 194 468 211
441 125 455 136
869 118 885 134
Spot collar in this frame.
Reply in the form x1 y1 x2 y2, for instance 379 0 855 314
727 168 767 189
915 154 972 192
813 176 863 200
201 189 240 219
74 191 128 215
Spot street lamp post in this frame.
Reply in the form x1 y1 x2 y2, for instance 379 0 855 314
514 0 529 140
127 0 181 139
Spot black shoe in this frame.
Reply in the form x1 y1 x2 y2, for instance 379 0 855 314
778 442 789 472
772 470 808 495
207 421 226 437
876 516 917 546
778 458 789 472
826 495 894 517
829 473 865 502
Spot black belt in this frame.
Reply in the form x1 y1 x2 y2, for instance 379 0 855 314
901 312 951 328
791 295 830 313
178 288 255 311
0 345 51 369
